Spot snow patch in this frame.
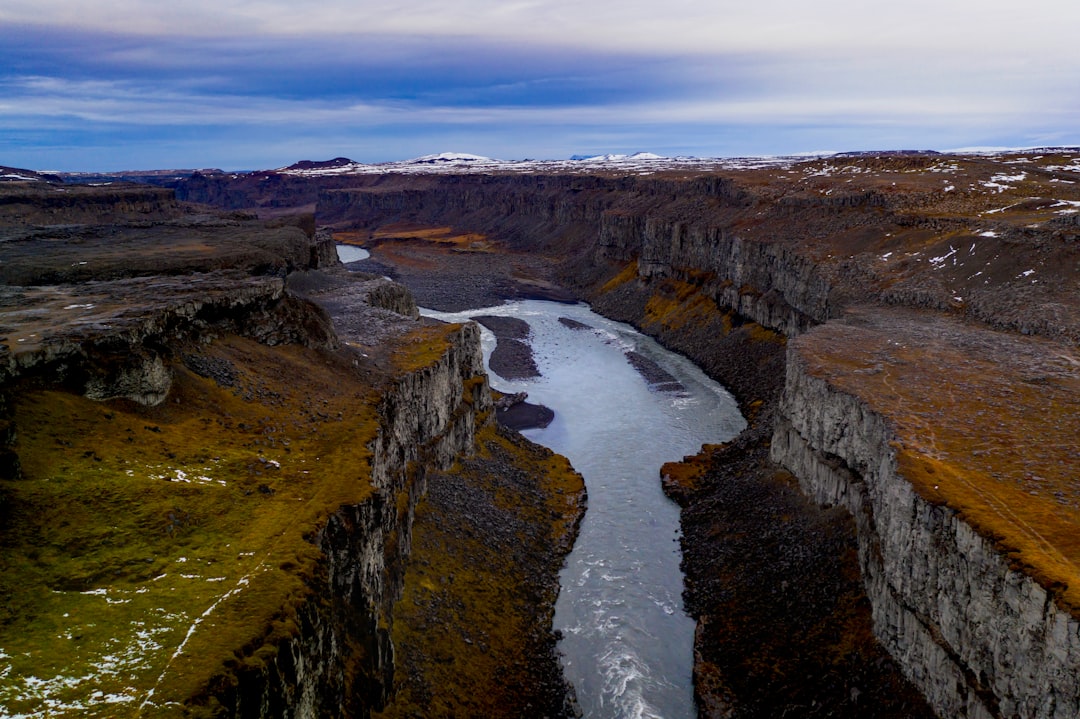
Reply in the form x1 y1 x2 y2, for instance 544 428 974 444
929 246 958 267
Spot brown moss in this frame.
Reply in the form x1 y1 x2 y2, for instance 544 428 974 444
332 230 370 247
797 311 1080 614
372 224 493 252
0 317 472 714
661 444 726 496
642 278 726 332
600 260 640 293
387 322 456 373
747 323 786 345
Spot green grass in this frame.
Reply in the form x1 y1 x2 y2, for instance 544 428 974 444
1 324 465 716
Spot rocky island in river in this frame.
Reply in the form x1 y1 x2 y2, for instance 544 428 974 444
3 147 1080 717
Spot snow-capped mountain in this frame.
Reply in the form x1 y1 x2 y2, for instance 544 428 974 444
574 152 667 162
274 151 831 177
402 152 503 165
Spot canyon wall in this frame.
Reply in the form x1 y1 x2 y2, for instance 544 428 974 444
771 355 1080 719
217 323 493 717
317 171 1080 718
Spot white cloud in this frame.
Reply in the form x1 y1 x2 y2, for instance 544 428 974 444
4 0 1079 60
0 71 1059 133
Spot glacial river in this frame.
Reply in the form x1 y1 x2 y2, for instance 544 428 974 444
335 243 370 263
422 300 745 719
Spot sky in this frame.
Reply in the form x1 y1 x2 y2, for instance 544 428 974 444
2 0 1079 171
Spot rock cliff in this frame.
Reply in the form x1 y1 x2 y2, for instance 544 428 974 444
306 151 1080 717
208 321 494 718
0 186 582 717
771 309 1080 719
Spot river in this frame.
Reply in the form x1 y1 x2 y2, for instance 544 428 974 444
335 244 370 263
422 300 745 719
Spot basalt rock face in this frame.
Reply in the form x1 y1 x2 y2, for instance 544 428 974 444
771 339 1080 719
220 323 492 718
0 183 180 225
0 273 337 402
317 175 834 336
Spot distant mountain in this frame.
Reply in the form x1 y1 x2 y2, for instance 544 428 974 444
403 152 503 165
58 169 224 187
0 165 63 183
281 157 356 171
572 152 667 162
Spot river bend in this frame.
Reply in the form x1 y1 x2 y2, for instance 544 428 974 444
423 300 744 719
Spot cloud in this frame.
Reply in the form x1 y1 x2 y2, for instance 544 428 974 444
4 0 1079 59
2 2 1079 170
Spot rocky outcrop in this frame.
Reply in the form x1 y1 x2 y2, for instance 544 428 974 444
599 214 831 335
771 348 1080 719
217 323 492 717
0 273 336 403
310 228 341 269
0 183 179 225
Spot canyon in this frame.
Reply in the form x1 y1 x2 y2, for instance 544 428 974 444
0 181 583 717
294 150 1080 717
2 148 1080 717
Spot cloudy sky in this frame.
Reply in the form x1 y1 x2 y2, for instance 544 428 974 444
3 0 1078 171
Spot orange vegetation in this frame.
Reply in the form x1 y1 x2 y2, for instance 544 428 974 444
372 223 493 252
643 278 730 333
600 260 640 293
661 444 727 495
331 230 369 247
796 309 1080 612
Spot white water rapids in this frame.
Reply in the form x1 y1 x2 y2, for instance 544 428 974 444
422 300 745 719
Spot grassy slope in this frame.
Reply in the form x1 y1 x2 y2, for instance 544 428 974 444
0 324 455 717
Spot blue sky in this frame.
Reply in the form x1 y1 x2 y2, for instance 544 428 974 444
2 0 1079 171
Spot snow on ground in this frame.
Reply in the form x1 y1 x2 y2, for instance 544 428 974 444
276 151 829 177
929 246 958 267
1052 200 1080 213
